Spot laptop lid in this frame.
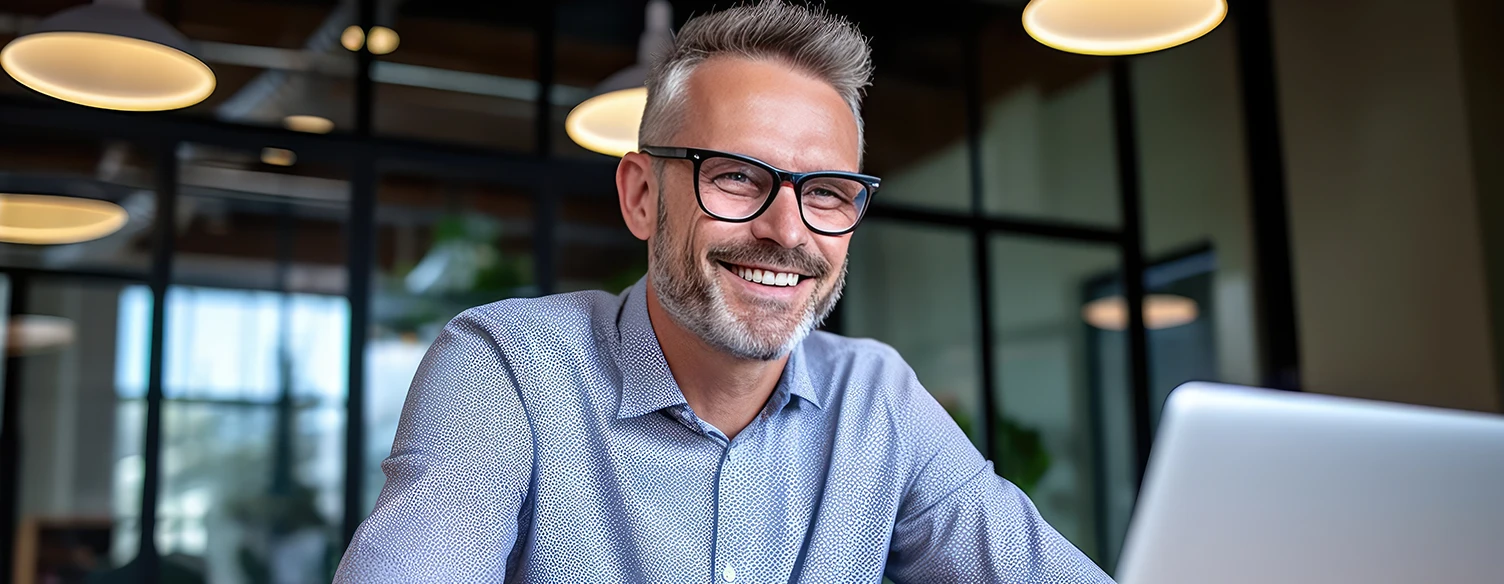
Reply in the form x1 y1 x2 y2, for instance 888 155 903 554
1116 382 1504 584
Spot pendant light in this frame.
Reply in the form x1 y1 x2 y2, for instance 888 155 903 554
565 0 673 158
0 0 215 111
1082 294 1199 331
1022 0 1227 56
0 193 129 245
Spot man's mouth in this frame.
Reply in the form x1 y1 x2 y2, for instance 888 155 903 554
719 261 806 287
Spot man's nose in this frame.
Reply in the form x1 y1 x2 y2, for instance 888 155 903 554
749 182 809 249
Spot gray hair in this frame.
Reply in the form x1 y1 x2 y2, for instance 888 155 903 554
638 0 875 164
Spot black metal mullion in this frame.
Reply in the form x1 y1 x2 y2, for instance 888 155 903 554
342 158 375 547
342 0 378 548
0 266 147 283
865 203 1122 243
963 14 998 462
138 138 180 583
1108 61 1154 487
534 1 559 295
1231 0 1302 391
0 274 29 582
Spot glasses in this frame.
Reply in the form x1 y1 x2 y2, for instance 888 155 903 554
640 145 880 236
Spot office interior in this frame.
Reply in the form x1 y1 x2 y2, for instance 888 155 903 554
1 0 1501 582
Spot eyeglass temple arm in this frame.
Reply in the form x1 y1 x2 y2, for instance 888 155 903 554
639 146 689 158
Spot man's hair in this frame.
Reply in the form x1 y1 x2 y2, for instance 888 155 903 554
637 0 875 164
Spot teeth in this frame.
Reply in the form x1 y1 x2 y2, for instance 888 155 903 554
732 265 801 287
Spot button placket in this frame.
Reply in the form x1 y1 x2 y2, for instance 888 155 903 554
715 442 747 584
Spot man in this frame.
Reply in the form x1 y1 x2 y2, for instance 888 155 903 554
335 1 1113 582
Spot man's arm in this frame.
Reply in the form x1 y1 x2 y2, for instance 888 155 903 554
334 311 535 582
883 371 1114 584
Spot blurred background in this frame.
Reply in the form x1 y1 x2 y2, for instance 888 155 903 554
0 0 1500 582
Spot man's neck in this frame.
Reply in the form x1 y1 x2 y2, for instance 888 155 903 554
645 283 788 441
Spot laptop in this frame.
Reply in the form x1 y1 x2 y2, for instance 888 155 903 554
1115 381 1504 584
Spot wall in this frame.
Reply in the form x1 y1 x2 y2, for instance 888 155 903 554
1271 0 1502 412
1456 0 1504 412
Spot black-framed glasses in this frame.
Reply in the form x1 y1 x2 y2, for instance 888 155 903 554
640 145 880 236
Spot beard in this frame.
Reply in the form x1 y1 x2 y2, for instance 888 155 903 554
649 191 847 361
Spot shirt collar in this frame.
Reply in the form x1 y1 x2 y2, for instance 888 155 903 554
615 278 689 419
613 277 826 420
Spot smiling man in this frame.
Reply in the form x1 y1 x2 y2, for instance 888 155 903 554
334 2 1113 583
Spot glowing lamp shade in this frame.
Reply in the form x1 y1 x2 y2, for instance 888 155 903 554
341 26 365 51
565 0 670 158
1082 294 1199 331
0 5 214 111
565 86 648 158
1022 0 1227 56
284 114 334 134
0 193 128 245
261 148 297 166
368 27 400 55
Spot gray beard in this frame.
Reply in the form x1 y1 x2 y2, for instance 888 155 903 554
649 194 846 361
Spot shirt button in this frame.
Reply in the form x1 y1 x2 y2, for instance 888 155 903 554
722 565 736 582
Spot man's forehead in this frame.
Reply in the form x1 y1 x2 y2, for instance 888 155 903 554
674 57 861 173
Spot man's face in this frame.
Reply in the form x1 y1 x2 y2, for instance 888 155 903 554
649 57 861 361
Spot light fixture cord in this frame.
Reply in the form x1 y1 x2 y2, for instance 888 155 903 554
639 0 674 63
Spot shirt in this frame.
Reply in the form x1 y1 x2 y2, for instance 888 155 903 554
334 277 1115 583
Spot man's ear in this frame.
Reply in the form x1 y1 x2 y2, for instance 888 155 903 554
617 151 656 242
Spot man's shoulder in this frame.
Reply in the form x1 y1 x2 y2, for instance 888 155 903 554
802 330 905 366
800 331 920 393
443 288 625 352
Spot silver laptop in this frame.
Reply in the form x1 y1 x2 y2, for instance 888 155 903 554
1116 381 1504 584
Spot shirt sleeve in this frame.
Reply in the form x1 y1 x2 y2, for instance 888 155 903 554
333 310 536 582
883 370 1115 584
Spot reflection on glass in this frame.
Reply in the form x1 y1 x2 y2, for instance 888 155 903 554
6 277 144 582
0 132 156 275
990 236 1130 567
1132 23 1261 389
978 12 1120 226
115 286 349 583
119 143 353 582
860 28 971 212
843 221 983 448
364 171 536 513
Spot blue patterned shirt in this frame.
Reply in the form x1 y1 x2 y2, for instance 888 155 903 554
335 278 1113 583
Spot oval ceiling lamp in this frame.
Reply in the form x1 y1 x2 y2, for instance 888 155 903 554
341 25 366 52
284 114 335 134
1082 293 1199 331
1022 0 1227 56
368 26 400 56
0 1 215 111
0 193 129 245
565 0 673 158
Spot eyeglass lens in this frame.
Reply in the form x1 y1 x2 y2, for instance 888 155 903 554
696 156 867 233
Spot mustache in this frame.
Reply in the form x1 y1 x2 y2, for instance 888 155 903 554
705 241 830 279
